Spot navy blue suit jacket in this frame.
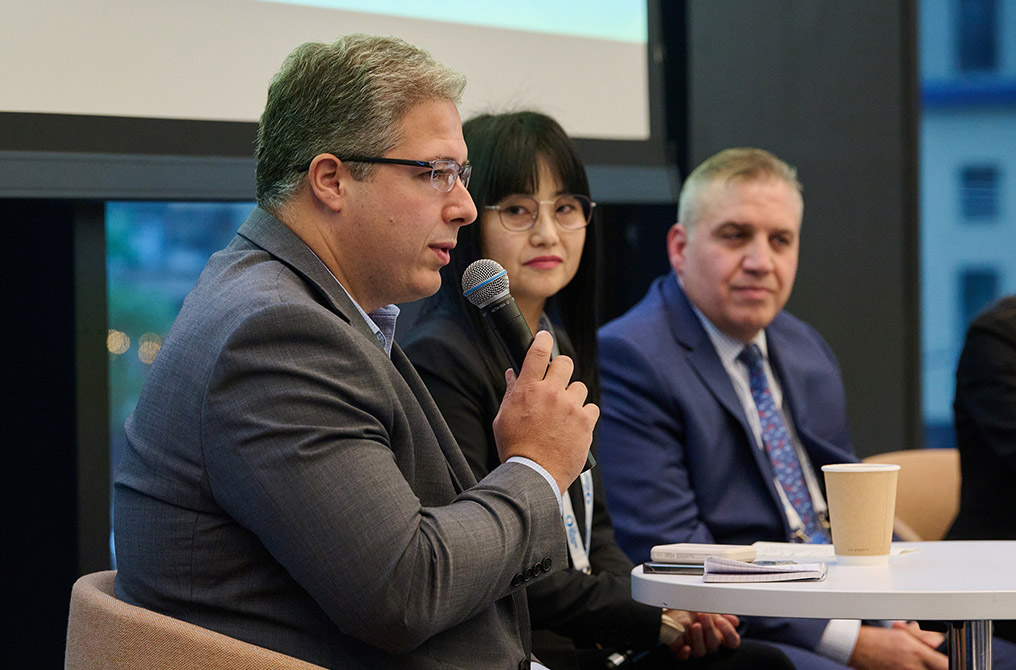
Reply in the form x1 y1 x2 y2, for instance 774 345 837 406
598 274 858 652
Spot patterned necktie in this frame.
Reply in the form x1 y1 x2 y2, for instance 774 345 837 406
738 344 828 543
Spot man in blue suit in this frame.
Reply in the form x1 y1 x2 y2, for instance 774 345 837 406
598 148 950 670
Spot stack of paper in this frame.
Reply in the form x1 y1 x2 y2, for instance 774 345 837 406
703 556 827 583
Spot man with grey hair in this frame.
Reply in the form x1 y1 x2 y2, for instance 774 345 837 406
598 148 955 670
113 34 597 669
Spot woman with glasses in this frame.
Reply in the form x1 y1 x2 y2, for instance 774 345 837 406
401 111 793 670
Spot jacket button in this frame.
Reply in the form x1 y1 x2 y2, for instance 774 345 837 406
523 567 534 581
511 573 523 588
533 562 544 577
542 557 552 572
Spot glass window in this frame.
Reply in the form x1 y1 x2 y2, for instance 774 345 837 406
106 201 253 562
921 0 1016 453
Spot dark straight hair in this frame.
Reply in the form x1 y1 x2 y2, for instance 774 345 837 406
432 110 602 400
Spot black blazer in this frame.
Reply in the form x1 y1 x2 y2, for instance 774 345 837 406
948 295 1016 541
401 304 662 669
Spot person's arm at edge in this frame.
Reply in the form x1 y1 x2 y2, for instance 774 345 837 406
956 325 1016 470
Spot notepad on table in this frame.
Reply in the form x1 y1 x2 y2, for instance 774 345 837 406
703 556 827 583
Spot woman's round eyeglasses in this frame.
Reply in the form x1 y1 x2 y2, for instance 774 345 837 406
485 194 595 232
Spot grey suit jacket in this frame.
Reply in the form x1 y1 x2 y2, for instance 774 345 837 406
113 207 566 669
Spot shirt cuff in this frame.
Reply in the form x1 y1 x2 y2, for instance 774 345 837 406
507 456 563 513
816 619 862 665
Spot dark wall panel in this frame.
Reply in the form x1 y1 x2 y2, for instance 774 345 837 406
3 201 83 668
685 0 920 456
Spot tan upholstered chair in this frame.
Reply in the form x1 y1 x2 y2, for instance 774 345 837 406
862 448 961 541
65 570 325 670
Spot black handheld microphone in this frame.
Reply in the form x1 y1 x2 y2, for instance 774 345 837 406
461 259 533 373
462 258 595 470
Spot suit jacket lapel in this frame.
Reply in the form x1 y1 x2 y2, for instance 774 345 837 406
662 276 787 511
766 328 801 432
391 344 475 492
662 277 755 436
766 326 850 473
237 207 381 349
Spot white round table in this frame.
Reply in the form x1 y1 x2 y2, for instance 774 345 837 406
632 541 1016 670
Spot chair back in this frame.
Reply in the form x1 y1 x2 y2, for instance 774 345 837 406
65 570 325 669
862 448 960 541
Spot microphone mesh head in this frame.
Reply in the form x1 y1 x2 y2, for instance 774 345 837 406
462 259 510 308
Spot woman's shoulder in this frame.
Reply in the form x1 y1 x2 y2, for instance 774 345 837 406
401 302 473 351
399 301 498 378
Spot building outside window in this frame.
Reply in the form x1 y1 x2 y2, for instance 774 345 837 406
957 0 999 72
959 164 1001 219
106 201 251 561
959 267 1001 338
921 0 1016 449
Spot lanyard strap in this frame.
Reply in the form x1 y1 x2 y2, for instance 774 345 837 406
561 471 594 573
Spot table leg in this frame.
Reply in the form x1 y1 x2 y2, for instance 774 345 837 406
948 620 993 670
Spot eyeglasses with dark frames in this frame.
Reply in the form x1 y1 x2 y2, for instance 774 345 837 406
295 155 471 192
484 194 595 232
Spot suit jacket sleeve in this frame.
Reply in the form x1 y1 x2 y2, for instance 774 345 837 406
201 299 564 655
956 314 1016 470
950 301 1016 539
402 314 663 652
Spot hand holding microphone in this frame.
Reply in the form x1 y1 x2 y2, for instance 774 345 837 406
462 259 597 486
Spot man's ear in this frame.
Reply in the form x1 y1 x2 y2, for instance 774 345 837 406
666 223 688 276
307 154 346 212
